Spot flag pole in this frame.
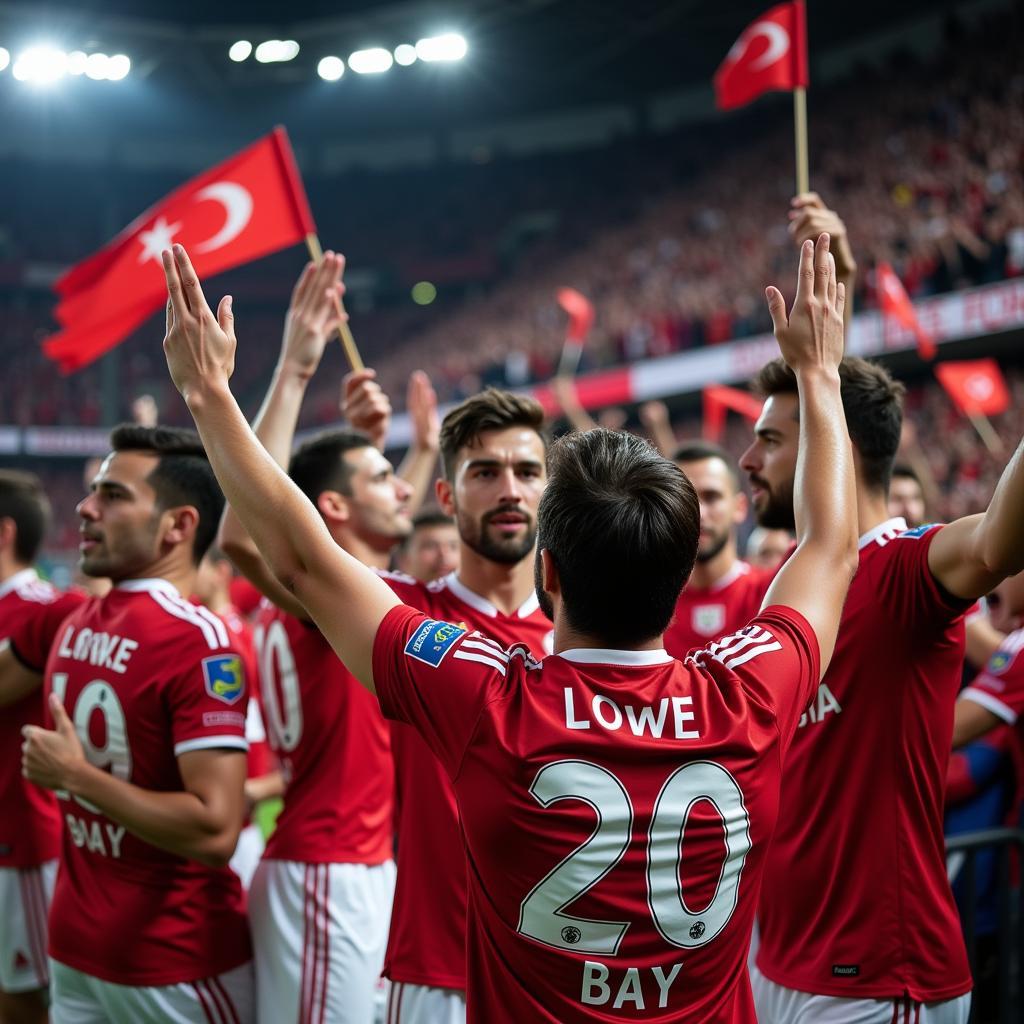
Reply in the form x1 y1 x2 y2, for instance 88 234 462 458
967 412 1003 456
793 87 809 194
305 233 365 373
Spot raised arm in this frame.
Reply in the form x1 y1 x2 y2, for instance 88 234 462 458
164 244 399 689
926 439 1024 600
761 234 859 675
217 254 346 619
789 193 857 327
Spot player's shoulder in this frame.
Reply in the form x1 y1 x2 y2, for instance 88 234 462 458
121 580 235 654
984 628 1024 679
377 567 430 602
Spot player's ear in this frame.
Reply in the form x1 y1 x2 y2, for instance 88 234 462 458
540 548 561 599
161 505 199 552
0 516 15 554
435 477 455 516
317 490 351 526
733 489 749 525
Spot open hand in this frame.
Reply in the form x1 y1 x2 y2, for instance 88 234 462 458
22 693 85 791
281 253 346 379
407 371 440 452
162 244 235 403
766 233 846 374
342 368 392 450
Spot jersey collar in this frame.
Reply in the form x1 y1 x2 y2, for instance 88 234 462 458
858 517 907 550
442 572 540 619
115 577 182 597
709 559 750 592
0 567 38 599
557 648 674 666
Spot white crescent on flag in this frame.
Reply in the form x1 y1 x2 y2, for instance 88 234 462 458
193 182 254 253
965 375 994 401
727 21 790 71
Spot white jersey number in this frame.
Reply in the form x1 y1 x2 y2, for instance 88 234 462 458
517 759 751 954
51 673 132 813
254 619 303 753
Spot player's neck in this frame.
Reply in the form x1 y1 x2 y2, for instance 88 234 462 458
116 555 195 598
857 488 894 539
456 547 537 617
554 619 665 654
337 531 391 571
687 541 739 590
0 557 31 584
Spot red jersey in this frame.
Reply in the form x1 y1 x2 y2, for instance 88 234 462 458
252 601 393 865
217 603 271 780
380 571 553 990
756 520 973 1001
15 578 252 985
0 570 83 868
664 562 772 659
373 601 819 1023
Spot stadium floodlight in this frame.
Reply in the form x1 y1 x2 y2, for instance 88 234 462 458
348 47 393 74
229 40 252 62
84 52 110 80
415 33 467 62
107 54 130 81
13 46 69 84
255 39 300 63
67 50 87 75
0 47 11 73
393 44 417 67
317 56 344 81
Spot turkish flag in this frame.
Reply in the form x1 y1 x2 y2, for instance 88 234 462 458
714 1 808 111
934 360 1009 418
556 286 595 375
43 126 316 372
876 261 936 360
703 385 763 441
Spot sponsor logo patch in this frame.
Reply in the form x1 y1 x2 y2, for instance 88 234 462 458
987 649 1014 676
202 654 245 705
832 964 859 977
404 619 467 667
899 523 940 539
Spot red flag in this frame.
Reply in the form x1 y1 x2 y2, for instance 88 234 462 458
703 385 764 441
876 261 936 360
556 286 595 376
714 1 808 111
934 360 1009 418
43 126 316 372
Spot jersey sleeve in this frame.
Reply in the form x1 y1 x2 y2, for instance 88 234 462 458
7 591 86 672
959 632 1024 724
165 637 250 757
694 604 820 752
372 603 509 778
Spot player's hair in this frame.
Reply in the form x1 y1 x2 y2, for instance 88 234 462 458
110 424 224 565
537 429 699 647
288 430 374 501
0 470 51 564
752 357 905 494
672 440 740 488
411 509 455 531
439 389 545 479
891 462 922 486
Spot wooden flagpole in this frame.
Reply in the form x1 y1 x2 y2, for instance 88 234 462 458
305 233 365 373
793 86 809 195
967 412 1003 456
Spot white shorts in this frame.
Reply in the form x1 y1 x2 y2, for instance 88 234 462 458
50 959 254 1024
385 982 465 1024
0 861 57 993
751 965 971 1024
229 823 266 891
249 858 396 1024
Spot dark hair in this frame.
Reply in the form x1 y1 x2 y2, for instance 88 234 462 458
537 429 699 647
891 463 922 486
411 509 455 531
672 440 740 488
439 388 545 479
751 356 905 493
110 424 224 565
288 430 373 501
0 470 51 564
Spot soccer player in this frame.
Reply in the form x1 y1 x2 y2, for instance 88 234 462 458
744 526 793 571
162 231 857 1022
12 425 254 1022
663 442 771 658
217 255 404 1024
0 471 82 1024
394 509 460 583
742 350 1024 1021
888 463 929 528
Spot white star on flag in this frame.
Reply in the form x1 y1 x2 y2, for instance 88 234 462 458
137 216 183 265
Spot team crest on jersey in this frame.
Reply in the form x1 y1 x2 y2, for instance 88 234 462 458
898 523 940 539
405 619 467 667
987 649 1014 676
692 604 726 637
202 654 245 705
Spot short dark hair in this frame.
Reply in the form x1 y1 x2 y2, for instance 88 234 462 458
288 430 373 501
411 509 455 531
751 357 905 493
672 440 740 488
110 424 224 565
891 463 921 486
537 429 699 647
439 389 546 479
0 470 51 564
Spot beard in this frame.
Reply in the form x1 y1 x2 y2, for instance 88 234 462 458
695 527 730 564
750 476 797 531
457 505 537 565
